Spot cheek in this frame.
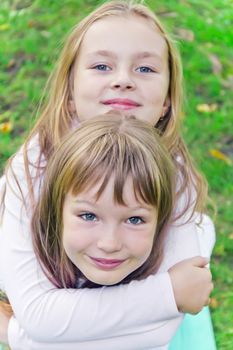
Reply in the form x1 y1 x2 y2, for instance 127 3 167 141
73 80 102 122
128 229 155 258
62 221 91 254
150 87 167 106
140 237 155 258
74 70 101 97
148 73 169 102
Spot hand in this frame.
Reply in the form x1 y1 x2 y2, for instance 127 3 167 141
168 256 213 314
0 301 12 344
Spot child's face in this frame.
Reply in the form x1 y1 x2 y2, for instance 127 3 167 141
72 15 170 126
62 176 157 286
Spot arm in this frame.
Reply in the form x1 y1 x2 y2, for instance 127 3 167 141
0 147 213 348
0 147 180 347
1 203 178 340
4 215 213 350
8 316 181 350
1 202 213 349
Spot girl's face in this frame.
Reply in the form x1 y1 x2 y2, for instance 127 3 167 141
72 15 170 126
62 176 157 286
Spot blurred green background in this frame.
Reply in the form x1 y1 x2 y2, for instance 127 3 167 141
0 0 233 349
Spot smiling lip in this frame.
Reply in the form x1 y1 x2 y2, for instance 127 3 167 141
89 257 126 270
102 98 141 111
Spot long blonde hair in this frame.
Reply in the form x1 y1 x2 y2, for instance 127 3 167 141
32 114 175 288
28 0 183 149
2 0 208 220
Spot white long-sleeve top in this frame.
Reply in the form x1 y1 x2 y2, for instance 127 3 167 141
0 138 212 350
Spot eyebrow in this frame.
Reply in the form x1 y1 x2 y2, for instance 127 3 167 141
87 50 162 61
74 199 96 206
134 51 162 60
87 50 118 59
74 199 154 211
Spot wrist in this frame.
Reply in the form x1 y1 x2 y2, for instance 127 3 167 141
0 322 9 345
168 269 182 312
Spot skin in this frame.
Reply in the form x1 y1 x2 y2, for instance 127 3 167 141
62 176 158 286
169 257 213 314
0 303 11 344
72 14 170 124
0 11 214 345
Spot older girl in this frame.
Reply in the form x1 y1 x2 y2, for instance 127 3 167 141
0 1 215 349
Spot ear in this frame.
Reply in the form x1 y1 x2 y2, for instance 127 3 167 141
68 99 76 114
161 96 171 118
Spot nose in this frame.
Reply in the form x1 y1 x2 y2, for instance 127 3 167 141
97 226 122 253
110 69 136 91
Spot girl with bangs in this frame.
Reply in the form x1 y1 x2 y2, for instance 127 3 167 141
0 1 215 349
32 114 175 292
1 113 209 349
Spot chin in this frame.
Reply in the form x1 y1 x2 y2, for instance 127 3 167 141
87 272 126 286
92 277 122 286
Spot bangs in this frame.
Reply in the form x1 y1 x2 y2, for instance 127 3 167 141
69 134 161 208
50 114 174 222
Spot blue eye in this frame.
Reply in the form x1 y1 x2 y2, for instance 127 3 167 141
136 66 154 73
80 213 97 222
93 64 111 71
127 216 144 225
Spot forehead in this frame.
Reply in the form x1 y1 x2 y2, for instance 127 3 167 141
79 14 168 61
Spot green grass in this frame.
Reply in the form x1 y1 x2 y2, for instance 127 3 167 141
0 0 233 348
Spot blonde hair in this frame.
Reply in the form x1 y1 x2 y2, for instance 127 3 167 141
30 0 183 148
32 113 175 288
2 0 208 221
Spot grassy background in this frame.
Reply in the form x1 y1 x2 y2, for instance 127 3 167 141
0 0 233 348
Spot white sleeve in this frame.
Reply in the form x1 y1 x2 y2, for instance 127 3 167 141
8 314 181 350
0 149 180 348
6 212 211 350
2 202 180 347
1 148 213 349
